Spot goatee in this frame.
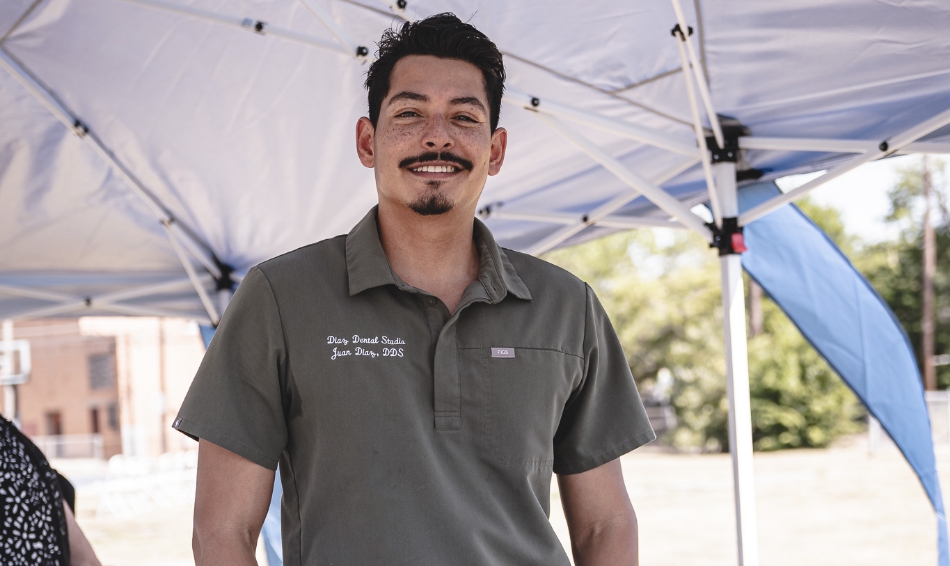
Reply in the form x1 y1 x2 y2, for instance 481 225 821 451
409 184 454 216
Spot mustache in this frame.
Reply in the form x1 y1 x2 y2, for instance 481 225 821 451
399 152 473 171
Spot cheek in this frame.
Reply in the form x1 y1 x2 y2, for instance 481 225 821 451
383 123 419 143
376 126 420 161
455 130 493 160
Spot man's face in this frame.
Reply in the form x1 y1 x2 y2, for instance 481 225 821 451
357 55 507 217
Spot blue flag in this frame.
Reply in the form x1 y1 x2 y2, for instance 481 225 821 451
739 183 947 565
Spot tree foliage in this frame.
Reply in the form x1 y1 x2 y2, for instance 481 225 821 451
544 201 865 452
857 157 950 388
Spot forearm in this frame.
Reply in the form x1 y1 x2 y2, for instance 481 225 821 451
559 459 640 566
63 501 102 566
193 527 260 566
192 439 273 566
570 510 638 566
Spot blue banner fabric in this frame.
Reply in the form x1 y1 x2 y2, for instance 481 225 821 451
263 473 283 566
738 183 947 565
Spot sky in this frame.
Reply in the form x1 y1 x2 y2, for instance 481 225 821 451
776 154 948 245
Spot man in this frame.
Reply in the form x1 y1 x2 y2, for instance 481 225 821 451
175 13 655 566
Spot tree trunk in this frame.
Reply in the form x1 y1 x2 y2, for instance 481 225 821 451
749 280 763 337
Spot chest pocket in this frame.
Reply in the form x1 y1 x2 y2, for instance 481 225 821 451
468 347 582 468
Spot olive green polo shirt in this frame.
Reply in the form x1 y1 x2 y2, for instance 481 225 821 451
174 207 655 566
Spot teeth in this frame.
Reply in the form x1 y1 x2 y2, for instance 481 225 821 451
412 165 456 173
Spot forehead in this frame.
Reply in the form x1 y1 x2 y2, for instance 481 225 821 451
386 55 487 105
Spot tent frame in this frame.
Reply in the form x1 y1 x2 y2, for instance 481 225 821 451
672 15 723 227
715 160 760 565
118 0 349 54
529 115 708 253
742 106 950 224
0 40 228 324
0 276 214 323
4 2 950 565
739 136 950 154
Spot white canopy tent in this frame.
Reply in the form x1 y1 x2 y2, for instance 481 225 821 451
2 1 950 563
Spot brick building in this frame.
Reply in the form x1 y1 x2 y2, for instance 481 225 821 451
1 317 205 459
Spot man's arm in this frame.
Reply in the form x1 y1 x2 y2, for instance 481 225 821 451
63 500 102 566
193 438 275 566
557 458 638 566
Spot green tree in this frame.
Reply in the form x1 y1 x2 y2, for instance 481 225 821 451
857 158 950 388
544 197 864 452
746 295 864 450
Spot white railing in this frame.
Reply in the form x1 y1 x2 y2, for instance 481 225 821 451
95 450 198 519
926 390 950 446
32 433 103 459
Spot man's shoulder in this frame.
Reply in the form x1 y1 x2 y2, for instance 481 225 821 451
254 235 348 285
501 246 588 297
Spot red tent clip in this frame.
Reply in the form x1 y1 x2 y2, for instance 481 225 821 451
731 232 748 253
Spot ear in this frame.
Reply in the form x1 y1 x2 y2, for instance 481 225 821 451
356 117 376 168
487 127 507 176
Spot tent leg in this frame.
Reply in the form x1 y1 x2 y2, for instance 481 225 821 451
715 161 760 566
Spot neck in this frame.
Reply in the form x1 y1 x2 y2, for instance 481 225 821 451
377 201 480 313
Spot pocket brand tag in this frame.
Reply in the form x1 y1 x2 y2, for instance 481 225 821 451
491 347 515 358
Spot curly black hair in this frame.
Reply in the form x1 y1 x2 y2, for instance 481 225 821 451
365 13 505 131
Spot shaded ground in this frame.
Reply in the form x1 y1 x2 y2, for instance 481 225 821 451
55 434 944 565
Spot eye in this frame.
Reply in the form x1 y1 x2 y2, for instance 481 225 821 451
454 115 478 123
395 110 420 118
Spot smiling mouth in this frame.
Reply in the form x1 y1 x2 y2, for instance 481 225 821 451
399 152 473 174
410 165 459 173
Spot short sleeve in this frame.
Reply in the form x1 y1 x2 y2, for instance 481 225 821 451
552 284 655 475
173 267 288 470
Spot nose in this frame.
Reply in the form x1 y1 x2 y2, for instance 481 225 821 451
423 115 453 150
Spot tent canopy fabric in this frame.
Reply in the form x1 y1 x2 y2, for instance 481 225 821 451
2 0 950 563
2 0 949 323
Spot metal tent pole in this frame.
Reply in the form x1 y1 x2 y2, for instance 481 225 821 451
0 276 215 323
534 114 712 240
715 160 760 566
114 0 349 56
217 288 233 322
377 0 417 22
503 90 697 157
0 45 234 325
482 208 686 230
741 105 950 225
671 21 722 227
0 47 220 280
298 0 370 61
738 136 950 155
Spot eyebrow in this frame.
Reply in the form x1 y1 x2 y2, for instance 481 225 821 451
388 91 428 105
387 91 487 112
450 96 486 111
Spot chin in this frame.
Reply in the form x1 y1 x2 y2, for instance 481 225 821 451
408 192 454 216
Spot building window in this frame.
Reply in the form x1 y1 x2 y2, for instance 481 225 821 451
88 353 116 390
45 411 62 436
107 403 119 431
90 408 100 434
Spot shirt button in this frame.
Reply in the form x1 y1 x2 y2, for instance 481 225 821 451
426 297 437 306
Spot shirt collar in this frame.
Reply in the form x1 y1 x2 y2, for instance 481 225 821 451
346 206 532 302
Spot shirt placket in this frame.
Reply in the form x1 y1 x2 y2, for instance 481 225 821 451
424 287 493 432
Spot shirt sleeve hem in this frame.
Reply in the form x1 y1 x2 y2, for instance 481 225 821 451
552 429 657 475
172 417 279 471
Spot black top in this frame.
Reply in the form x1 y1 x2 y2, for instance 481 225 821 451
0 415 70 566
